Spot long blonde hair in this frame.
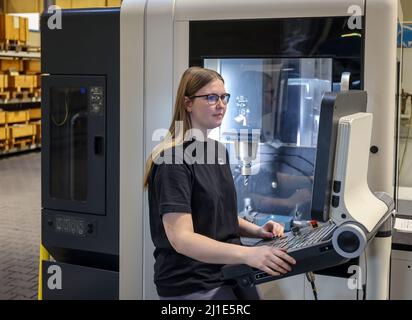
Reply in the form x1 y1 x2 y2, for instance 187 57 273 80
143 67 224 188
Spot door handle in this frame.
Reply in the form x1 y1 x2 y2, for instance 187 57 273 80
340 72 351 91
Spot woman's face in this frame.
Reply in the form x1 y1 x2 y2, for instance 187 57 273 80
185 79 228 134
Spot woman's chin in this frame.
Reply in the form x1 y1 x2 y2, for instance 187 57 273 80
211 121 222 128
213 117 224 126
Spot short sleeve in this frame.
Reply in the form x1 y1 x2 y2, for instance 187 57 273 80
154 163 193 216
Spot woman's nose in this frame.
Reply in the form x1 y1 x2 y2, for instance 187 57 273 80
216 98 225 109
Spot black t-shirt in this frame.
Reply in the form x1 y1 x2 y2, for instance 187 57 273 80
148 138 241 297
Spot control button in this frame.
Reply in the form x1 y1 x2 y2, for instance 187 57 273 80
370 146 379 154
333 180 341 193
90 87 103 94
332 195 340 208
87 223 94 234
78 224 85 236
337 231 360 253
320 245 332 252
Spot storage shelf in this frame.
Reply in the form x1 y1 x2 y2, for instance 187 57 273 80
0 51 42 105
0 98 41 105
0 50 41 59
0 143 41 157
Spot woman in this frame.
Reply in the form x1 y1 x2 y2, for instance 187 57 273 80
143 67 296 300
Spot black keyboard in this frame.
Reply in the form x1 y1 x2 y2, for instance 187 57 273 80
256 222 337 252
223 222 348 287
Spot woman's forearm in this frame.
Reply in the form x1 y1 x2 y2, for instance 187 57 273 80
173 230 250 265
174 218 261 264
238 217 261 238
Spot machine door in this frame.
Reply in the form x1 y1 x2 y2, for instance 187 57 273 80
189 17 363 223
42 75 106 215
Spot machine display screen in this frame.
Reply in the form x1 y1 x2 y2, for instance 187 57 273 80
204 58 332 223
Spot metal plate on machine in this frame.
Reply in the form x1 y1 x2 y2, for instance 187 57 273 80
54 215 95 238
89 86 104 115
42 261 119 300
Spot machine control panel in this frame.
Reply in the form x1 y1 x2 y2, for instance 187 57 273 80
89 86 104 116
51 215 96 238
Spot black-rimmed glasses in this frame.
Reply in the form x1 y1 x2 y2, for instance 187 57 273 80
189 93 231 105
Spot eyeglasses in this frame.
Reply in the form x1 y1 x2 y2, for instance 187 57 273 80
189 93 231 105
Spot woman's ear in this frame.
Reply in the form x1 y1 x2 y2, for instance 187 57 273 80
184 97 192 112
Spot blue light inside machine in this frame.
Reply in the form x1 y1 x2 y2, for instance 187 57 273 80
80 87 87 94
254 213 294 232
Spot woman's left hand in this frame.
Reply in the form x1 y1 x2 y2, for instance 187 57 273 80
258 220 285 239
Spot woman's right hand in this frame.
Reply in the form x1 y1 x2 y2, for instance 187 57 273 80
243 246 296 276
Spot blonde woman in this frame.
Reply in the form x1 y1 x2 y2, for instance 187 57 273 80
143 67 296 300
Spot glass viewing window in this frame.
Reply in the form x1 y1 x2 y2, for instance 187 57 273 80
204 58 332 222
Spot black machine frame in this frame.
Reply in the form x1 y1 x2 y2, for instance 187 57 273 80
41 8 121 298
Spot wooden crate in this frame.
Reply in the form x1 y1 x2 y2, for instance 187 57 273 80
0 91 9 100
0 126 8 150
37 122 41 142
29 108 41 120
107 0 122 7
0 14 19 42
0 59 23 72
19 17 29 43
0 15 29 47
0 126 7 140
8 124 36 148
0 74 8 89
0 110 5 125
71 0 106 8
55 0 72 9
9 124 36 138
55 0 121 8
24 60 41 74
36 75 41 88
6 110 29 124
2 1 41 13
32 88 41 98
8 75 36 89
30 120 41 144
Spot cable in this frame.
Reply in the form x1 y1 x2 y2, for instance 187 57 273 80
51 89 70 127
362 250 368 300
355 256 362 300
306 272 318 300
400 91 412 172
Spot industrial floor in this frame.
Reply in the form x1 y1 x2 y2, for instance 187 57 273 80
0 151 41 300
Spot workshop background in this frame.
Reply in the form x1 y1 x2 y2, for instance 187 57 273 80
0 0 121 300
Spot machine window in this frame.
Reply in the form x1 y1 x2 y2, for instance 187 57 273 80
204 58 332 222
49 87 88 201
